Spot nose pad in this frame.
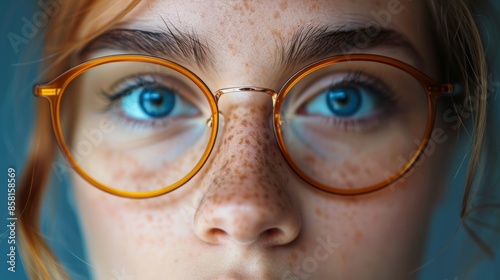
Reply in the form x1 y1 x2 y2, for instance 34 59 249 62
193 91 301 246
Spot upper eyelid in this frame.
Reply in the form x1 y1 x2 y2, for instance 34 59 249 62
106 76 157 97
104 73 210 114
287 71 396 112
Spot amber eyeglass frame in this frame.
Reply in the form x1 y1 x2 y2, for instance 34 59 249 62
35 54 455 198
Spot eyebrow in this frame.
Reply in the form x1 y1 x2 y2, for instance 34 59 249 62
80 26 215 69
81 24 422 70
277 25 422 68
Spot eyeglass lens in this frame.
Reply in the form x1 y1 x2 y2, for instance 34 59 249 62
278 61 428 191
58 59 429 194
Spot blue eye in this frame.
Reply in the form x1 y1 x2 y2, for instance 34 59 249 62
138 87 176 118
303 85 380 119
325 87 362 117
112 83 199 121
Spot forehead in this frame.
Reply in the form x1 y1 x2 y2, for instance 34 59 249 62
82 0 434 87
120 0 427 40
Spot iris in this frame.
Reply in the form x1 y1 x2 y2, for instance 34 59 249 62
325 87 362 117
138 87 176 118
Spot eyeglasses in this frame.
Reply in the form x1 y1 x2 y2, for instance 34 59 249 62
35 54 455 198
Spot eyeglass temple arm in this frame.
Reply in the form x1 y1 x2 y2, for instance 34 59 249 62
428 83 462 96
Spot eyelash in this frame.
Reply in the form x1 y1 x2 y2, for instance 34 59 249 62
335 71 399 105
301 71 400 132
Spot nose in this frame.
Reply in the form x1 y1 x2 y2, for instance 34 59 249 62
193 92 301 246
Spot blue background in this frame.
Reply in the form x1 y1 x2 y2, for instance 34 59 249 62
1 1 37 279
1 1 90 279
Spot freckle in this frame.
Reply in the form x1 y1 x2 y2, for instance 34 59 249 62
345 161 360 174
315 207 322 217
349 196 359 204
279 1 288 10
341 252 348 263
300 244 307 252
364 167 372 175
225 193 235 203
227 43 237 54
354 230 363 244
146 214 152 222
304 155 315 164
273 11 280 19
309 2 320 11
290 251 298 261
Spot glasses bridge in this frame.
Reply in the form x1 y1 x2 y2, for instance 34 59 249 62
215 87 278 106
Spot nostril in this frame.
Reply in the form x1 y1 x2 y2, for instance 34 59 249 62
261 228 284 245
265 228 282 237
208 228 227 242
206 227 286 245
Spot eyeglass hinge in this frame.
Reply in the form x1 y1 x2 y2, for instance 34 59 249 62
34 86 59 97
427 84 455 94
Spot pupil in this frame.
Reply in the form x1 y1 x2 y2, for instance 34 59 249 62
139 87 176 118
149 93 163 106
326 87 362 117
335 94 349 107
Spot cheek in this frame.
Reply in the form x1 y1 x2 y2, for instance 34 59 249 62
70 113 213 194
71 174 200 278
286 158 438 278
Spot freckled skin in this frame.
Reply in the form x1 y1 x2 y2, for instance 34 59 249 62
193 97 301 245
70 0 455 279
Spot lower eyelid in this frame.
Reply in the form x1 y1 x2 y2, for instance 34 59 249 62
294 114 385 134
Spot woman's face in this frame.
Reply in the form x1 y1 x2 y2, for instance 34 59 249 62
67 0 452 279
